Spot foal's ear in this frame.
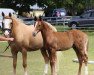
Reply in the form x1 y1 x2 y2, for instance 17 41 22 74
34 16 37 21
9 13 12 17
2 12 5 17
39 16 42 21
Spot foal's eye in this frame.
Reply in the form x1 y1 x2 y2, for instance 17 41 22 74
11 22 12 24
39 25 41 27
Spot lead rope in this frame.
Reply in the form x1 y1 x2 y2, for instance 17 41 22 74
3 42 11 53
3 26 13 53
2 18 13 53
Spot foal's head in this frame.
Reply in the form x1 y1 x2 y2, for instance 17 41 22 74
33 16 44 36
2 12 13 37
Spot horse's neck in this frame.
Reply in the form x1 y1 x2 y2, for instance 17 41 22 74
43 22 53 31
12 18 20 28
11 18 23 36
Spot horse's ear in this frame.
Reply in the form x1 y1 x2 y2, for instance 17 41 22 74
2 12 5 17
9 13 12 17
34 16 37 21
39 16 42 21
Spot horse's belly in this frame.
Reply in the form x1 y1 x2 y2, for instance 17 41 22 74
26 48 40 51
56 41 73 51
25 43 43 51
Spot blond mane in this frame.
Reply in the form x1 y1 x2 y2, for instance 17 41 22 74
12 17 27 26
44 21 57 32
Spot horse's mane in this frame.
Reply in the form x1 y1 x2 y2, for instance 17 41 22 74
12 17 27 26
44 21 57 32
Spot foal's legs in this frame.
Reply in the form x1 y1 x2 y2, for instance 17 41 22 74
74 48 83 75
83 42 88 75
73 44 88 75
48 49 57 75
41 48 49 75
22 48 27 75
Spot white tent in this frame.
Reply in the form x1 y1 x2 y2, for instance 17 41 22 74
30 3 42 10
0 8 15 16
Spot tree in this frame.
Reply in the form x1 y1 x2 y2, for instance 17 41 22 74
36 0 86 15
0 0 94 16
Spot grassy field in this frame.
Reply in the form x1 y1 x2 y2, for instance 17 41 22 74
0 27 94 75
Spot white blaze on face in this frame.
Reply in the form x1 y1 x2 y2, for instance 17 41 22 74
3 19 12 29
34 21 38 27
3 19 12 37
33 21 39 36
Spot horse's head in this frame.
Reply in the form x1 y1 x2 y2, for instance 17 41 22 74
2 12 12 37
33 16 43 36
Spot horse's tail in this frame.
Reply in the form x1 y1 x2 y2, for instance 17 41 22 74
84 35 88 59
84 35 89 75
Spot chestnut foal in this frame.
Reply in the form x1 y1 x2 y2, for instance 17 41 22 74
33 17 88 75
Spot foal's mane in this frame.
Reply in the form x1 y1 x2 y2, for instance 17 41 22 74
43 21 57 32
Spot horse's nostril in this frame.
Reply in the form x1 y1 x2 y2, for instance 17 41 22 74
32 32 36 37
4 34 10 38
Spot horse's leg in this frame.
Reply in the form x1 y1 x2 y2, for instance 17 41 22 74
76 52 83 75
73 47 83 75
82 42 88 75
41 48 49 75
74 44 88 75
83 54 88 75
78 50 88 75
11 49 18 75
22 48 27 75
83 42 88 75
48 49 57 75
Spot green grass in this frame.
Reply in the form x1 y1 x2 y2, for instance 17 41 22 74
0 30 94 75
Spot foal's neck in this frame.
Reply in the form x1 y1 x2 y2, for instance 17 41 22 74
41 22 53 42
42 21 53 31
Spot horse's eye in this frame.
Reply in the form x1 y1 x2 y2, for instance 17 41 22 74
11 22 12 24
2 22 3 25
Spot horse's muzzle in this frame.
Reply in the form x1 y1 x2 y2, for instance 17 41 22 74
4 30 10 38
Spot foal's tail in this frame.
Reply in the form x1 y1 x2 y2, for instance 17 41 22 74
84 36 89 75
84 37 89 61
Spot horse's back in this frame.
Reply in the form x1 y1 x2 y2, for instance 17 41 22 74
70 29 88 40
70 29 88 47
52 29 88 50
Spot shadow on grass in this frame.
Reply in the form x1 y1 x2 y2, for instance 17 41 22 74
0 54 13 58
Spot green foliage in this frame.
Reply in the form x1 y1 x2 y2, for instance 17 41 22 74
0 0 94 15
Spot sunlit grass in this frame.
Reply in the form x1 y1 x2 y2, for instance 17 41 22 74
0 29 94 75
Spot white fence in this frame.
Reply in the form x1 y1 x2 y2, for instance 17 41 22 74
20 16 72 25
20 16 94 32
42 16 72 25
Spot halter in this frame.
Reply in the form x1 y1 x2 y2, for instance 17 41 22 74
2 18 13 36
1 18 13 53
